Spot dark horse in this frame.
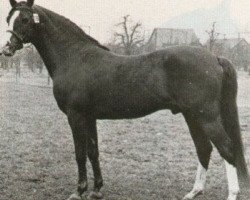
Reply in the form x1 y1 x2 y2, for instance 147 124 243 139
1 1 249 199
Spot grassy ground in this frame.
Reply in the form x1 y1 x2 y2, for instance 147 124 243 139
0 71 249 200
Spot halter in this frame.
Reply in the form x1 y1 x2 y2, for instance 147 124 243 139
7 30 24 42
6 4 39 43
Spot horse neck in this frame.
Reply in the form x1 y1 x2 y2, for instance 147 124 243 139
31 6 99 78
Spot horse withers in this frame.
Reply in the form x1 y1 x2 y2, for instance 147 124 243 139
1 0 249 200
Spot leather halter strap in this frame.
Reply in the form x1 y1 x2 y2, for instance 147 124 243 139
7 30 24 42
6 5 36 44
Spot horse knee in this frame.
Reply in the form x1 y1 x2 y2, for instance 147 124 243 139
88 148 99 164
88 138 99 159
78 181 88 195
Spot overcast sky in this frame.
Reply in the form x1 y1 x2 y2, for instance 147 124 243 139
0 0 249 45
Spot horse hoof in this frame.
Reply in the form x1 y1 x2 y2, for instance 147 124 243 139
183 190 203 200
67 193 82 200
88 191 104 199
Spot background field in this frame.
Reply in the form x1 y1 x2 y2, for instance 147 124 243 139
0 71 249 200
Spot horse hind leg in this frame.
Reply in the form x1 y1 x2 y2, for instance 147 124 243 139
225 160 239 200
183 113 213 200
183 163 207 200
199 116 240 200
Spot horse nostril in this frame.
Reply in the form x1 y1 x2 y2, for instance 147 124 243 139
2 46 14 57
4 52 14 57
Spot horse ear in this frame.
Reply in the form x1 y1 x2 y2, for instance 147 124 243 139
9 0 17 7
27 0 35 7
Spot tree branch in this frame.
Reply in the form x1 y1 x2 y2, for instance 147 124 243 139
113 15 145 55
130 22 142 45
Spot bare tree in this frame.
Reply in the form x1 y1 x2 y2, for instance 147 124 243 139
114 15 145 55
206 22 220 52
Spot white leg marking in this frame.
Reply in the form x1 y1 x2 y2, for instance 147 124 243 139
183 162 207 200
67 193 82 200
225 161 239 200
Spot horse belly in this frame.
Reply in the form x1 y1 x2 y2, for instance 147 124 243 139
92 71 174 119
93 93 169 119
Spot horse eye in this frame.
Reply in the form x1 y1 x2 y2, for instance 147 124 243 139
22 18 29 24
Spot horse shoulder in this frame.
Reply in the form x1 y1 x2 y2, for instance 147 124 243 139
52 72 91 114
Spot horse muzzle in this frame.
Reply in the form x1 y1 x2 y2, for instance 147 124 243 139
0 43 22 57
1 45 15 57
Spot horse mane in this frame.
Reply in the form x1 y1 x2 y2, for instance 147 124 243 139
34 5 110 51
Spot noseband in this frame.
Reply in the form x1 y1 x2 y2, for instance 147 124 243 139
7 30 24 43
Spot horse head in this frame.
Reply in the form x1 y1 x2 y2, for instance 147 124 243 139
0 0 38 56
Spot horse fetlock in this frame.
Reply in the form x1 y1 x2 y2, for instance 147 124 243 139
227 192 239 200
67 193 82 200
228 188 239 198
94 179 103 191
78 182 88 195
88 191 104 200
183 189 204 200
229 185 240 194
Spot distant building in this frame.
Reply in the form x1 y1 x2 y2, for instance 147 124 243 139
209 38 250 67
162 0 236 43
144 28 201 53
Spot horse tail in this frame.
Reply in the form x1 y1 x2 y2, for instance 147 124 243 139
218 57 250 188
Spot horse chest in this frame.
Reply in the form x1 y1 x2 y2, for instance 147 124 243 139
53 85 69 113
53 77 92 114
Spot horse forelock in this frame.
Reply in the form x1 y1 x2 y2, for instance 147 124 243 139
7 5 33 24
8 11 20 30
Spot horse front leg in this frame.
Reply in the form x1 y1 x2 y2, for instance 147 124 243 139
67 110 89 200
87 120 104 199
